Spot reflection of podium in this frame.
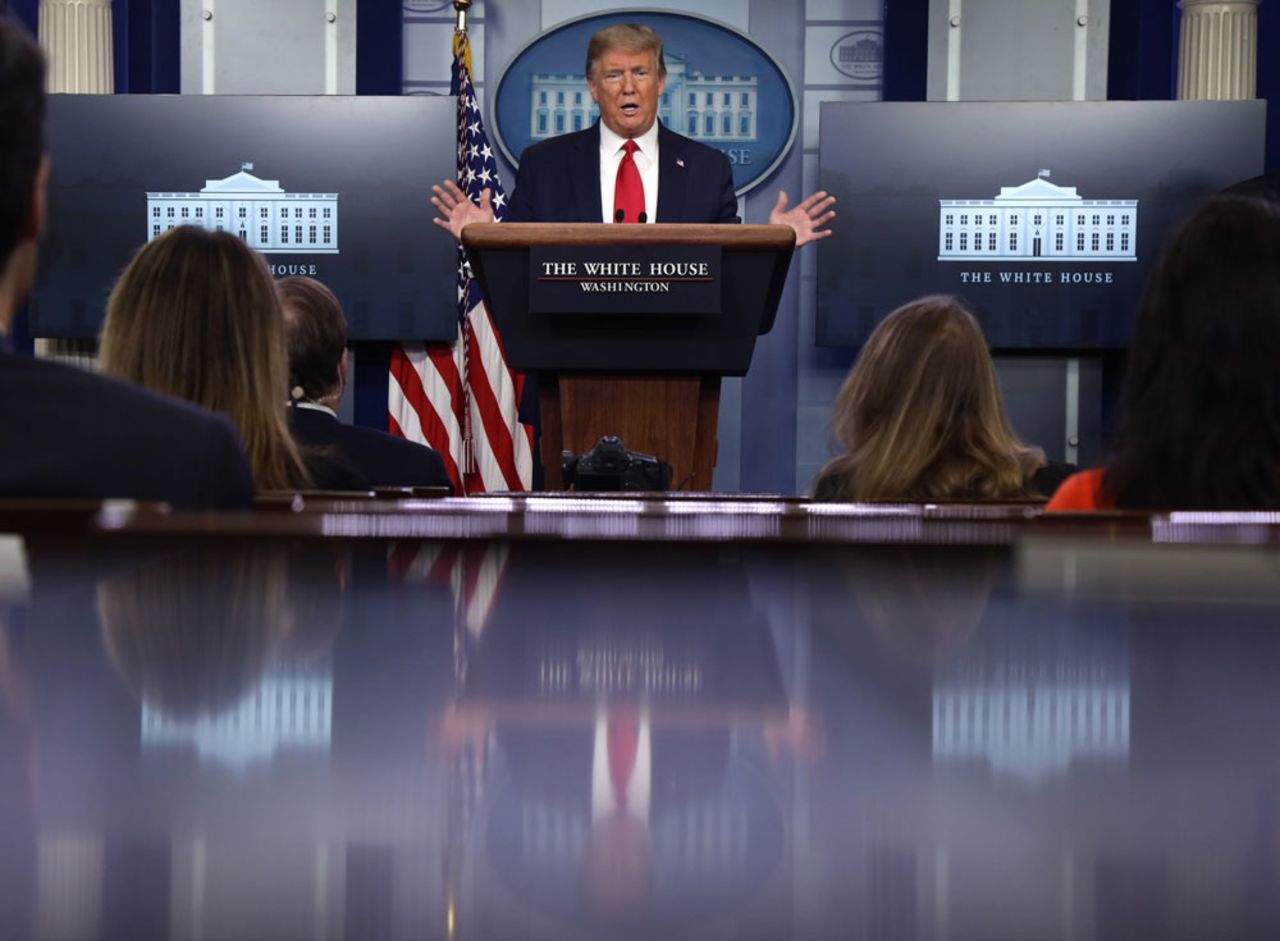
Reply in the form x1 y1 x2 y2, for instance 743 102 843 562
463 224 794 490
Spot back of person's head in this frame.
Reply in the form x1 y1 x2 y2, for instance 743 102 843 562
99 226 310 491
814 295 1043 502
585 23 666 79
99 545 290 719
0 16 46 293
278 275 346 404
1221 173 1280 206
1105 194 1280 509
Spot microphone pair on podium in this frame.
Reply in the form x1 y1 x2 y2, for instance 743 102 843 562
614 209 648 223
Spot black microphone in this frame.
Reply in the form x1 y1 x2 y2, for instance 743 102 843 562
615 208 625 223
638 212 648 224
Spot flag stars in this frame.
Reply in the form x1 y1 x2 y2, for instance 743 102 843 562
419 37 530 494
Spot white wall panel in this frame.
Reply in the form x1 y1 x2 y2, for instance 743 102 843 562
804 23 884 87
181 0 355 95
805 0 885 20
541 1 750 32
401 0 487 17
927 0 1111 101
802 88 876 151
801 152 821 278
402 20 485 92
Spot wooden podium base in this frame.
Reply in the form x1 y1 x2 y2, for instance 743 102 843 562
540 373 720 491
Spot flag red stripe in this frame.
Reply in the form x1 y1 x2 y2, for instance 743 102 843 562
389 32 532 496
387 412 405 438
427 547 459 586
390 345 462 489
386 542 422 583
480 309 529 462
465 319 524 491
424 341 471 490
426 342 464 398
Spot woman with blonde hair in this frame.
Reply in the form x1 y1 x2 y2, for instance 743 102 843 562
813 295 1064 502
100 226 327 492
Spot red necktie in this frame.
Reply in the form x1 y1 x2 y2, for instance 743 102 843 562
608 713 638 806
613 140 645 224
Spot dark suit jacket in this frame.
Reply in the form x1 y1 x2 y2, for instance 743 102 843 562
287 405 452 491
505 122 740 224
0 347 253 509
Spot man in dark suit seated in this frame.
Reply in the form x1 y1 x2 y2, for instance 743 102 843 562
278 276 452 491
0 17 253 509
431 23 835 240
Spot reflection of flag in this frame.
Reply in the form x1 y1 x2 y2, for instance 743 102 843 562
386 540 509 646
389 31 533 494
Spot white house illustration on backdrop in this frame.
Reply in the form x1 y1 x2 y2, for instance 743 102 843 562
932 665 1129 780
146 163 339 254
141 670 332 771
529 53 758 143
938 171 1137 262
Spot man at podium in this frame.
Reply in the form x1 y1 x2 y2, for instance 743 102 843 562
432 23 835 245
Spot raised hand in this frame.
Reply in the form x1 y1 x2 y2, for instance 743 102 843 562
431 179 495 240
768 189 837 247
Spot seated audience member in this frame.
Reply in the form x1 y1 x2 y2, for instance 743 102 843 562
812 295 1069 502
98 226 368 492
1047 195 1280 511
278 276 452 491
0 18 252 509
1222 172 1280 203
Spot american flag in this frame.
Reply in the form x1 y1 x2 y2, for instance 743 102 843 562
387 539 510 658
389 30 534 494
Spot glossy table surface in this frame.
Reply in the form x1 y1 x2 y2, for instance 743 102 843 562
3 500 1280 939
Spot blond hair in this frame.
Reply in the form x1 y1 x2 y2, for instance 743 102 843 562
99 545 289 718
99 226 311 491
585 23 666 80
813 295 1044 502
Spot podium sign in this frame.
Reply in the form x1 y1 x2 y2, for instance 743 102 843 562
529 245 721 314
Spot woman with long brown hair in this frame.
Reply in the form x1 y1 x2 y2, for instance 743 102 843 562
813 295 1059 502
1047 194 1280 510
99 226 313 491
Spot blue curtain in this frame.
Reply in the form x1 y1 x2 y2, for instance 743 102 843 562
350 4 404 430
113 0 180 94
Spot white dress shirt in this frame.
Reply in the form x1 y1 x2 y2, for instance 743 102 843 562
289 400 337 418
598 120 660 224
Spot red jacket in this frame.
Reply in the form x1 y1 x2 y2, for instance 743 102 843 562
1044 468 1112 511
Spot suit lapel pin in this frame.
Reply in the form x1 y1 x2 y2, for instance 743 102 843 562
676 158 685 168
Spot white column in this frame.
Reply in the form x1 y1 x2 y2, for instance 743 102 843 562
39 0 114 93
36 2 112 360
1177 0 1260 100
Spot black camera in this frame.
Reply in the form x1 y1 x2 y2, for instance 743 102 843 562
561 435 673 492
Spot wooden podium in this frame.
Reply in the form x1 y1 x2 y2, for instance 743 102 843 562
462 223 794 490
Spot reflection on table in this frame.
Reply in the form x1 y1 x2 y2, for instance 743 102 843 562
0 510 1279 938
